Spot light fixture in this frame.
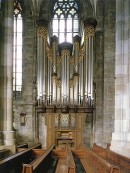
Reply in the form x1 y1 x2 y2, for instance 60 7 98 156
20 112 27 126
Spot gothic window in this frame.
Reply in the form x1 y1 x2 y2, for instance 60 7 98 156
52 0 79 43
13 0 22 99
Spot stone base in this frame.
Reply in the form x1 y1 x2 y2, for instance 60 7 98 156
111 132 130 157
4 130 16 146
5 145 16 154
0 145 5 150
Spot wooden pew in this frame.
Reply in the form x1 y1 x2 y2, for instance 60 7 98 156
66 146 76 173
0 144 29 161
0 143 42 173
52 149 67 173
0 149 11 160
52 146 76 173
92 143 130 173
22 144 57 173
72 147 120 173
17 143 28 152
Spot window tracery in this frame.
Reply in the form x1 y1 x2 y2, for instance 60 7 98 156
52 0 79 43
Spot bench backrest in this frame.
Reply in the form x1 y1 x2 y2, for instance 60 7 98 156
22 144 55 173
0 143 42 172
72 147 120 173
52 149 67 159
92 143 130 170
66 146 76 173
17 143 29 152
89 150 120 173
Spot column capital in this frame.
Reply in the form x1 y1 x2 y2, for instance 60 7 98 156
84 18 97 29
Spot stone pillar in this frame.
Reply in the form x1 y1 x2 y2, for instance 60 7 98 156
0 0 3 147
2 0 16 152
84 18 97 106
37 19 49 106
94 31 104 145
111 0 130 156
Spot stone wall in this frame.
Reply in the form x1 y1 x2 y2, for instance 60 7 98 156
94 0 115 146
13 11 37 146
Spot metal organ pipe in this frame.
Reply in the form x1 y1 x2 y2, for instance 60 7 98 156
47 58 52 105
51 36 58 105
84 18 97 106
36 18 97 109
43 35 47 104
79 58 84 106
73 36 81 106
61 50 68 105
59 43 73 106
37 19 49 106
37 37 43 104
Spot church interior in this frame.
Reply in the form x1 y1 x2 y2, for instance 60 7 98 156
0 0 130 172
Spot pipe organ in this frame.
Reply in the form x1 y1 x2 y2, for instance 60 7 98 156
36 18 97 113
36 18 97 148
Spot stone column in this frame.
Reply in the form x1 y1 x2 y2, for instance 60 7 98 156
84 18 97 106
111 0 130 156
2 0 16 151
0 0 3 147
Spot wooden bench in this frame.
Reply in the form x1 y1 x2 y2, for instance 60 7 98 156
0 149 11 160
17 143 29 152
22 144 57 173
52 148 67 173
52 146 76 173
66 146 76 173
0 143 42 173
72 147 120 173
92 143 130 173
